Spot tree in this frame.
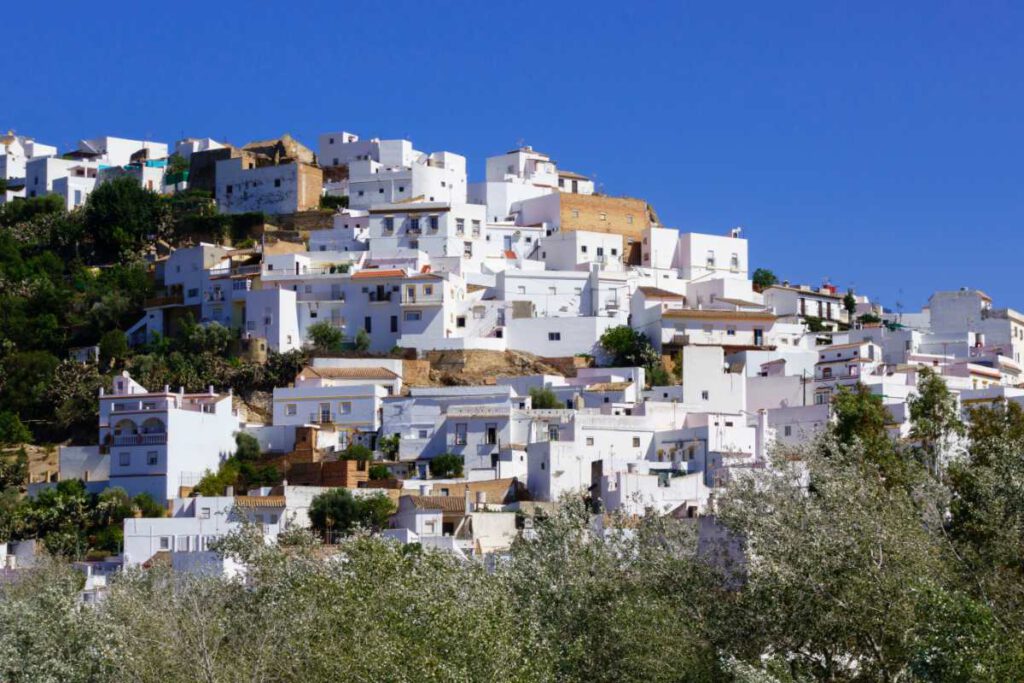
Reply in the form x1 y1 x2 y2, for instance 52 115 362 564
378 433 400 460
306 321 344 353
99 330 128 368
369 464 391 480
827 383 914 487
341 443 372 462
308 489 395 538
843 289 857 316
752 268 778 292
0 350 59 425
234 432 262 462
84 176 170 261
529 386 560 409
428 453 463 478
0 412 31 445
598 325 658 370
353 328 371 353
49 360 104 441
908 367 964 473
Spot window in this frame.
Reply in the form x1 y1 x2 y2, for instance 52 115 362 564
338 402 352 415
384 217 394 231
424 285 433 296
485 424 497 445
398 186 405 192
548 425 559 441
548 332 561 341
517 286 526 294
548 286 557 294
611 248 618 256
364 316 372 333
410 217 420 232
586 437 594 446
274 178 281 188
119 452 130 466
390 315 398 333
187 288 199 298
822 367 832 379
571 209 580 218
200 507 211 519
581 245 588 253
456 316 466 328
627 214 634 224
429 215 438 231
632 437 641 447
269 514 279 525
706 250 715 268
286 404 297 416
726 327 736 336
226 184 233 195
730 253 739 271
784 426 792 437
596 246 604 256
417 429 429 439
599 212 607 221
358 190 364 196
701 390 710 400
404 311 421 322
378 188 384 194
147 451 158 466
159 536 171 550
454 423 468 445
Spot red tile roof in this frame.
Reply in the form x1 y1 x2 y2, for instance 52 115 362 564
352 269 406 279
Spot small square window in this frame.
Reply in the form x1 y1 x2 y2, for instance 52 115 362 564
586 437 594 446
286 404 297 416
701 390 710 400
119 452 130 466
632 437 641 447
147 451 158 466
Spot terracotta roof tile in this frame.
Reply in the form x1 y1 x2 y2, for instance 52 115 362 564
301 366 399 380
352 269 406 279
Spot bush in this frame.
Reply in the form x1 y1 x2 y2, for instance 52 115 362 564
428 453 463 479
0 412 32 445
529 387 560 409
353 328 371 353
98 329 128 368
308 489 395 537
369 464 391 480
342 443 373 462
307 321 344 353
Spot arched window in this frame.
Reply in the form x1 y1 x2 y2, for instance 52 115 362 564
113 419 137 436
141 417 167 435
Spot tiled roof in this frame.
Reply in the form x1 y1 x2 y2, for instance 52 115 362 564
637 286 684 299
586 382 633 392
663 309 776 321
301 366 398 380
407 495 467 513
352 269 406 279
234 496 286 508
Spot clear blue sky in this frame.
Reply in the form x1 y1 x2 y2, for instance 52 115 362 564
5 1 1022 312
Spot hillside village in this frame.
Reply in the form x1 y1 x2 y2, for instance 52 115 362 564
1 128 1022 596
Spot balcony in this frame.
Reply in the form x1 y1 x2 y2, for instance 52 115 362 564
308 413 334 425
112 433 167 447
401 292 443 306
368 291 393 303
144 292 184 308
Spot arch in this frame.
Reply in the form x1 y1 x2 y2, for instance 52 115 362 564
140 417 167 435
113 419 138 436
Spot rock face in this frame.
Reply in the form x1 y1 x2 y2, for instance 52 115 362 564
424 350 565 387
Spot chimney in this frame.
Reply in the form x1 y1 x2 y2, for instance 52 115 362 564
627 462 637 474
476 491 486 506
225 485 234 497
755 409 769 463
418 484 430 496
464 488 472 513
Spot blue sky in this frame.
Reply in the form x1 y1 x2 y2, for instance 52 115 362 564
5 1 1022 311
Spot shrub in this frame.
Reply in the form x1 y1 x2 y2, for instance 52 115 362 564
428 453 463 479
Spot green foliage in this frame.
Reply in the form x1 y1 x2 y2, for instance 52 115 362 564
319 194 349 210
909 367 964 473
306 321 344 353
826 383 916 488
341 443 373 462
843 289 857 315
529 386 560 409
353 328 371 352
308 489 394 537
0 350 59 425
803 315 827 332
751 267 778 292
858 312 882 324
377 433 400 460
428 453 463 478
194 432 277 496
84 176 170 261
598 325 659 370
165 154 190 176
369 464 391 480
132 492 165 518
98 329 128 368
0 412 31 445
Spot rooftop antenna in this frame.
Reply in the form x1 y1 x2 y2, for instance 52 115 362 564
515 137 526 149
